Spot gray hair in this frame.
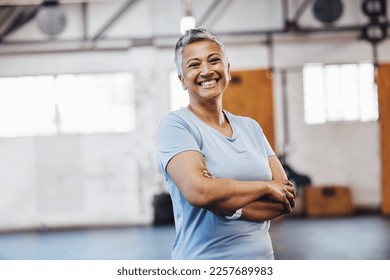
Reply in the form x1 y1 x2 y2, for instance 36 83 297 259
174 27 228 76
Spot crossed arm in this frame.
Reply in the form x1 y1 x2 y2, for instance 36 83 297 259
166 151 296 222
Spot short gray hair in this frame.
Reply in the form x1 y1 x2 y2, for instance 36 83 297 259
174 27 228 76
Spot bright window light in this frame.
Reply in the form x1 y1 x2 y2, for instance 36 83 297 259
56 73 135 134
303 63 378 124
0 72 135 137
169 70 189 111
0 76 57 137
180 16 195 35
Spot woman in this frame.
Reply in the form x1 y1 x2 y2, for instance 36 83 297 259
157 27 295 260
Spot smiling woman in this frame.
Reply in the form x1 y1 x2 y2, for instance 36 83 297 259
179 40 232 137
157 27 296 260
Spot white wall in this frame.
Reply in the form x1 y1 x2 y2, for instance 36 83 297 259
270 34 385 208
0 48 169 230
0 0 388 230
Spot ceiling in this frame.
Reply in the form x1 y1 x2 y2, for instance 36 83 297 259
0 0 388 54
0 0 121 4
0 0 141 44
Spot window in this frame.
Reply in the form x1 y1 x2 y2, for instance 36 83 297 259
169 70 189 111
303 63 378 124
0 72 135 137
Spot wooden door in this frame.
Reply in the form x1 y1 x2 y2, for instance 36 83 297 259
223 69 275 149
377 64 390 215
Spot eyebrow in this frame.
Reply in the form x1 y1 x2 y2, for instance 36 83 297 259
186 58 200 65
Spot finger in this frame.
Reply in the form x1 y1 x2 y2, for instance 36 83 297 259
202 170 214 179
286 185 296 197
283 179 293 186
287 192 296 208
283 199 292 213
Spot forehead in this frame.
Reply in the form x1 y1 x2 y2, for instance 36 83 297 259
182 40 223 61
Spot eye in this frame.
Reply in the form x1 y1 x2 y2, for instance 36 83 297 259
188 62 200 68
210 57 221 64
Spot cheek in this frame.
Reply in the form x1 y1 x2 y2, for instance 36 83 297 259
216 64 229 77
184 72 197 84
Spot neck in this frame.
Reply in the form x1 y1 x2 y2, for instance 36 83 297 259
187 101 226 126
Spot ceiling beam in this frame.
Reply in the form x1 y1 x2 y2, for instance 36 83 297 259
91 0 139 41
0 7 20 34
0 0 124 5
200 0 233 29
196 0 224 27
0 6 39 42
81 2 88 40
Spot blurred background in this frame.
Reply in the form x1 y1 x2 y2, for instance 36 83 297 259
0 0 389 260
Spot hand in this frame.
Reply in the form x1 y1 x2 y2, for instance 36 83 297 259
266 180 296 213
202 169 214 179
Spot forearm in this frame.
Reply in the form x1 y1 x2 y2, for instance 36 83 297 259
200 175 294 215
241 198 290 222
167 151 295 213
210 197 289 221
194 177 271 213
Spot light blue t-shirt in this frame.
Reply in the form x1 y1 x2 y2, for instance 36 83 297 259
157 107 275 260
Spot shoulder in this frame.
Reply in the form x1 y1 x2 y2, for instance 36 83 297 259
159 108 191 129
159 108 202 139
160 108 186 122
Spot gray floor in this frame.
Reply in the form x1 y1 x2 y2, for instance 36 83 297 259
0 215 389 260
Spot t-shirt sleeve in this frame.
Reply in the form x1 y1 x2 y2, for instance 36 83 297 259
157 113 201 172
261 129 275 157
251 119 275 157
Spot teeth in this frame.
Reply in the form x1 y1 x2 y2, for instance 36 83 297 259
201 80 217 88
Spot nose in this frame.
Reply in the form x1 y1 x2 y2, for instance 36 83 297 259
200 63 213 77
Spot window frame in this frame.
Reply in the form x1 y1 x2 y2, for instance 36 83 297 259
302 62 379 125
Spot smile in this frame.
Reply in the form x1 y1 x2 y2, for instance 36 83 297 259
198 79 219 88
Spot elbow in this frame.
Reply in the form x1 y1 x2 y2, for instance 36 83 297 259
187 188 214 208
184 180 216 208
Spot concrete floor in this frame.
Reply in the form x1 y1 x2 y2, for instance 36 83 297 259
0 215 389 260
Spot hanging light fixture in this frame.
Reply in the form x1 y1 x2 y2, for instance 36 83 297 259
35 0 67 36
180 0 195 34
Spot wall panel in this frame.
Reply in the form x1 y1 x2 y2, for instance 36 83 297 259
223 69 275 149
378 64 390 215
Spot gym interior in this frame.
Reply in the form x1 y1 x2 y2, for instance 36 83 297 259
0 0 389 260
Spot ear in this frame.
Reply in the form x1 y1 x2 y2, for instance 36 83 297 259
227 63 231 81
178 75 187 90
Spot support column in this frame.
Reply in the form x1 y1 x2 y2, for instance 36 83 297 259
377 64 390 215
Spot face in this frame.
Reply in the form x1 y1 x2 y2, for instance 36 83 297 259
179 40 231 104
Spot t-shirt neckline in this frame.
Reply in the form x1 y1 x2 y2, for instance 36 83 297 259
183 107 238 141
